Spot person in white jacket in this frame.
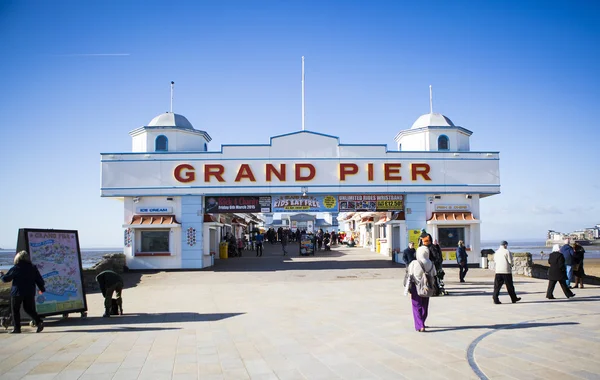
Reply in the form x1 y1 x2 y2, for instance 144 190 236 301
404 246 437 332
492 241 521 304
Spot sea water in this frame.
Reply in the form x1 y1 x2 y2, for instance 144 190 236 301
0 248 122 270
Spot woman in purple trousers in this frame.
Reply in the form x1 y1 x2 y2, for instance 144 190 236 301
404 245 436 332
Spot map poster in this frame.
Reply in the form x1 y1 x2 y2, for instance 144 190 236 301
272 195 338 213
339 194 404 212
16 229 87 317
299 233 315 256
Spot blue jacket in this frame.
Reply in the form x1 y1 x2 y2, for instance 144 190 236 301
559 244 574 266
456 246 468 263
0 261 46 297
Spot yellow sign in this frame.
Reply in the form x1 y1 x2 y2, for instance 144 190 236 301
409 230 421 246
446 251 457 261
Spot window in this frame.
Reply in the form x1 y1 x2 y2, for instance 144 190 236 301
140 230 170 252
381 226 387 238
438 227 465 248
438 135 449 150
155 135 168 151
203 142 207 151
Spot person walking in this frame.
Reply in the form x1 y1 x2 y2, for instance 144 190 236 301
456 240 468 282
573 242 585 289
492 241 521 304
281 229 289 256
403 246 437 332
402 242 416 266
560 240 575 287
0 251 45 333
546 244 575 299
255 232 264 257
96 269 124 317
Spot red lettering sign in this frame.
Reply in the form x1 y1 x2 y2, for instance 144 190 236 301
204 164 225 182
384 163 402 181
411 163 431 181
339 163 359 181
295 163 315 181
174 164 195 183
266 163 286 182
234 164 256 182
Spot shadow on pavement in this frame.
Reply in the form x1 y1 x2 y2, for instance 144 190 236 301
443 290 546 297
45 312 245 328
429 321 578 333
47 326 182 333
520 295 600 304
212 257 398 272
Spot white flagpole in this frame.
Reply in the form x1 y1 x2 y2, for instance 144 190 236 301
170 81 175 113
302 56 305 131
429 84 433 114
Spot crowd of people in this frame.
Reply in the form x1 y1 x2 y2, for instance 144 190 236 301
402 230 585 332
0 231 588 335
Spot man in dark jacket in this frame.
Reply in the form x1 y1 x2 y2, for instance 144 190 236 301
402 242 416 266
0 251 45 333
456 240 468 282
547 244 575 299
95 269 123 317
559 241 575 287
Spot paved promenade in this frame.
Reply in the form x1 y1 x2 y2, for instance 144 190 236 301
0 245 599 380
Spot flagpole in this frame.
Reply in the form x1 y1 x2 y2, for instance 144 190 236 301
170 81 175 113
429 85 433 114
302 56 305 131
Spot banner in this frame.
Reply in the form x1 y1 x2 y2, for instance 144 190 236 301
339 194 404 212
16 229 87 317
205 196 272 213
409 229 421 247
272 195 338 213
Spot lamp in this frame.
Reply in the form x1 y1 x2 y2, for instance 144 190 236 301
466 194 473 199
133 197 141 203
301 186 308 197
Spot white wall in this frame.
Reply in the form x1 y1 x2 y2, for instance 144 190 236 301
180 196 205 269
131 135 147 152
143 130 208 152
397 133 427 151
123 196 184 270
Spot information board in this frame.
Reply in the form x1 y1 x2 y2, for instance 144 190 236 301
299 233 315 256
339 194 404 212
16 229 87 317
272 195 338 212
205 196 272 213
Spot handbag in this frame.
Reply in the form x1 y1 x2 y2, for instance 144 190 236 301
572 263 580 271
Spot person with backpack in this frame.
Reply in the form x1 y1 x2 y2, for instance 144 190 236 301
403 246 437 332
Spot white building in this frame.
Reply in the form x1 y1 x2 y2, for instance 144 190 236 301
101 109 500 269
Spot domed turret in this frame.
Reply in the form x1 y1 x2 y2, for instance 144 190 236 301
411 113 455 129
147 112 194 129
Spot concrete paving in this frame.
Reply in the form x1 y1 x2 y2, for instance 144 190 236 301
0 244 599 380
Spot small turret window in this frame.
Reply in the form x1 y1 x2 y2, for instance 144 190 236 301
438 135 449 150
204 142 207 151
155 135 168 152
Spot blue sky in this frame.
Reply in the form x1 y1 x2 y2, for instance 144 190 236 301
1 0 598 248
